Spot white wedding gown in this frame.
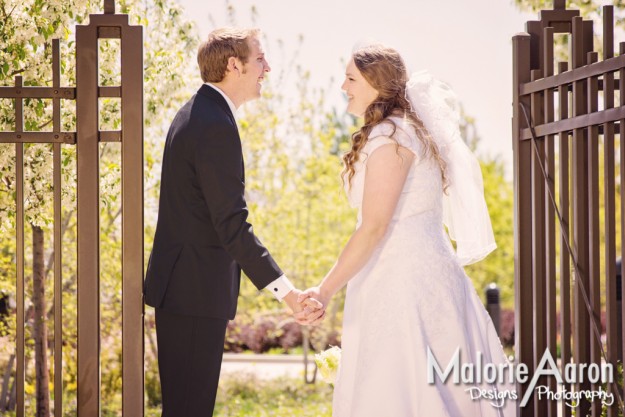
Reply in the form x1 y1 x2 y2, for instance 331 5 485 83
332 117 516 417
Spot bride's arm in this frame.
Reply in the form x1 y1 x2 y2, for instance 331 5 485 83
298 142 415 312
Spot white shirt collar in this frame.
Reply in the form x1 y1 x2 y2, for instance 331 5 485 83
205 82 237 119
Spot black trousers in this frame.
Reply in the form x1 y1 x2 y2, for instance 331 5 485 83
155 308 228 417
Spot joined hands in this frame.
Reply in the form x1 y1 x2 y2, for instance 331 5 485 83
283 287 330 326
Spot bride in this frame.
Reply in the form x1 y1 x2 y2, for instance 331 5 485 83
298 44 515 417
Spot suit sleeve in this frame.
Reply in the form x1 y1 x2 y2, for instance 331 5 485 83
194 122 283 290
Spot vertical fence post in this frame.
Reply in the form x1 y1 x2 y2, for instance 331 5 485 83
52 37 64 417
120 15 145 417
513 31 534 417
602 7 620 417
619 38 625 413
542 25 559 417
617 259 623 366
76 15 101 417
75 5 145 415
557 60 572 417
571 16 592 417
14 75 25 417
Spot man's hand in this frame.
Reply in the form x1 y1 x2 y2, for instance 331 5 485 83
295 286 330 326
283 289 325 326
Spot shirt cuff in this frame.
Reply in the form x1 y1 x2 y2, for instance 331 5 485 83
265 275 295 301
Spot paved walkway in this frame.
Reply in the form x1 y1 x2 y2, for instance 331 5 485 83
221 353 317 380
221 354 572 417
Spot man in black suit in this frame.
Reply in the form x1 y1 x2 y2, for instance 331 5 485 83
144 28 324 416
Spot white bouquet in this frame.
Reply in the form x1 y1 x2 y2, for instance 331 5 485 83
314 346 341 385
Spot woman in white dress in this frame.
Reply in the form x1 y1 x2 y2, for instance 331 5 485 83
299 44 516 417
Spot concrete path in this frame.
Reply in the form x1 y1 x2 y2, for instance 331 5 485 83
221 353 317 380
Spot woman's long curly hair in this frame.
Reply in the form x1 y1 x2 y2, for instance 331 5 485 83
342 45 447 190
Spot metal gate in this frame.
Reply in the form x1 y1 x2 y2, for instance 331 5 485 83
0 0 144 415
513 1 625 416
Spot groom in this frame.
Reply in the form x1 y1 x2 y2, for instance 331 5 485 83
144 27 324 416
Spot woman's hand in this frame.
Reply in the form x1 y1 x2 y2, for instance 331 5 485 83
296 286 331 325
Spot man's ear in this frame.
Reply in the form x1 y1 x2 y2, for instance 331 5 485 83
226 56 240 75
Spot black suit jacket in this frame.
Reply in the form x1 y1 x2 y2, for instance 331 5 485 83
144 85 283 319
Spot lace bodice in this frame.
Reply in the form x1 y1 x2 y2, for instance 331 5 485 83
343 116 444 226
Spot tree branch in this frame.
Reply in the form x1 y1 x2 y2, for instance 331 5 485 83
99 143 109 160
43 210 74 280
1 4 18 26
105 206 122 232
8 68 26 78
44 274 76 327
37 118 53 131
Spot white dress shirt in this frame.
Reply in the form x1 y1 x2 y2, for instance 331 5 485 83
204 82 295 301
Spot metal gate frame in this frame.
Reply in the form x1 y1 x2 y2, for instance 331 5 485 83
513 1 625 416
0 0 144 415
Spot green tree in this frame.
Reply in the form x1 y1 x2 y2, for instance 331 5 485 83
464 157 515 308
458 112 515 308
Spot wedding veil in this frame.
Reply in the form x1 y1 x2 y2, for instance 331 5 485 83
405 70 496 265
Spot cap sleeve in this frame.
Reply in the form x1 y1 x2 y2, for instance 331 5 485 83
364 118 422 160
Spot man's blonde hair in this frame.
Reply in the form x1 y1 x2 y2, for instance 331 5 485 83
197 27 260 83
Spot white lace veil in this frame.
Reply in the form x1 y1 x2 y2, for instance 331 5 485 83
405 70 496 265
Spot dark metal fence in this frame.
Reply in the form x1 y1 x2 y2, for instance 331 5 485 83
0 1 144 415
513 1 625 416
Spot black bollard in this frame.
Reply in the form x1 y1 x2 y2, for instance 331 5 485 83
0 291 7 317
0 290 8 334
485 283 501 336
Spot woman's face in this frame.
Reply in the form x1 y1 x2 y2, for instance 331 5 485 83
341 58 378 117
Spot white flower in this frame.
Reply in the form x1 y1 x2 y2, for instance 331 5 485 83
314 345 341 385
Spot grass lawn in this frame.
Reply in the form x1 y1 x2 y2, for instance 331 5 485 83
144 373 334 417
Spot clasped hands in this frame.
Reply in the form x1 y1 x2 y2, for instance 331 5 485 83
283 287 330 326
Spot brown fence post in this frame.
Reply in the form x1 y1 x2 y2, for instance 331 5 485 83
542 25 558 417
557 60 571 417
120 12 145 417
15 75 25 417
513 31 533 417
76 14 101 415
52 37 64 417
570 15 592 417
530 65 548 417
602 7 620 417
76 3 144 415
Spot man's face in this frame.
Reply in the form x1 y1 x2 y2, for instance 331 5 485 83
237 37 271 103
